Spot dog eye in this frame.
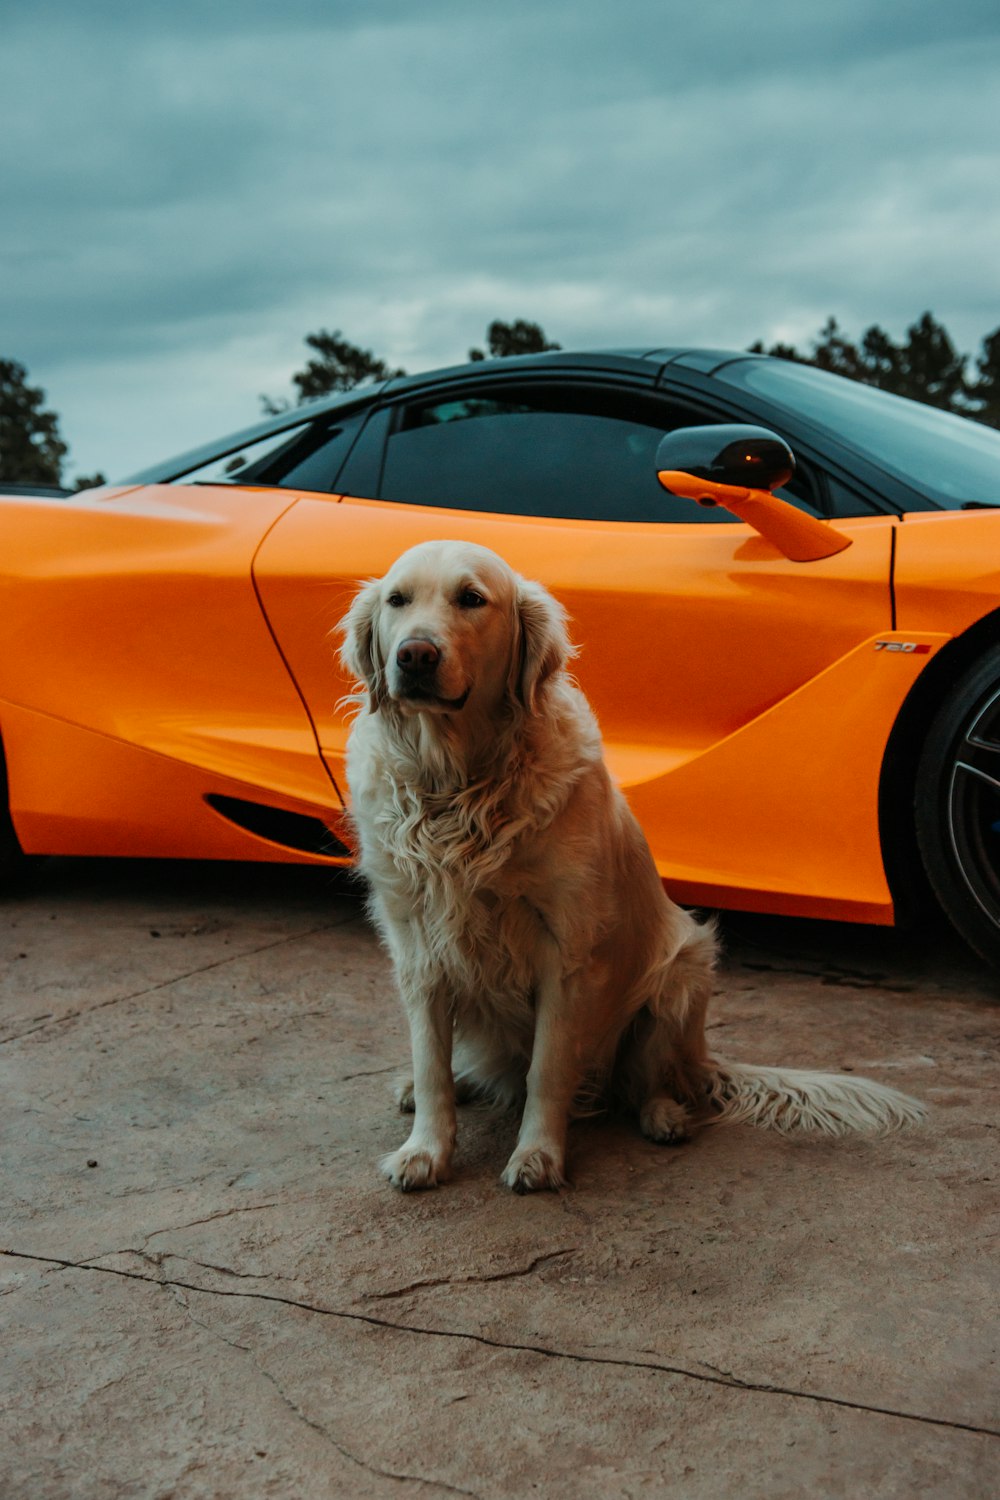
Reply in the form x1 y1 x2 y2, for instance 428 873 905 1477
386 591 408 609
457 588 487 609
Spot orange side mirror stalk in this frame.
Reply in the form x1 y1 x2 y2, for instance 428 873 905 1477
655 425 853 563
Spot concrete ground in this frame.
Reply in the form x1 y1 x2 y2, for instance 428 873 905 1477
2 858 997 1500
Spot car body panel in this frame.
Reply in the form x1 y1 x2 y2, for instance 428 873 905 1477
1 699 347 861
893 510 1000 634
1 349 997 934
252 496 938 919
624 629 950 920
0 487 342 857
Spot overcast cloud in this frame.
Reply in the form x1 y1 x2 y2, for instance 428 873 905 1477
3 0 999 480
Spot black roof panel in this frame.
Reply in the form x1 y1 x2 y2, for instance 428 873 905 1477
119 381 388 485
118 347 760 485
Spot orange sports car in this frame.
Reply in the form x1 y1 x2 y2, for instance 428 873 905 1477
2 347 999 965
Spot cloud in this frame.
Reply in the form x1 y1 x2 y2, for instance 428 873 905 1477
2 0 999 477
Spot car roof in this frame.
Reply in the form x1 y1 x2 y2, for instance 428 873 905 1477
118 382 386 486
118 347 754 484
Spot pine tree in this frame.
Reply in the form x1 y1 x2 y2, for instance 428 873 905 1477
262 331 406 413
0 359 67 485
968 327 1000 429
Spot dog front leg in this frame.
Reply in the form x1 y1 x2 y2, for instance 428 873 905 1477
501 944 578 1193
382 985 456 1191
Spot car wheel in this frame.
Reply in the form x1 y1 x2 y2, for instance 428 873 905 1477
0 736 29 886
915 648 1000 968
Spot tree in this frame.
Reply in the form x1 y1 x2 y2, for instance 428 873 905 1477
856 323 903 390
750 312 978 419
747 338 804 363
969 327 1000 430
469 319 561 361
0 359 68 485
889 313 967 410
262 330 406 413
812 317 870 383
264 318 562 415
750 319 866 378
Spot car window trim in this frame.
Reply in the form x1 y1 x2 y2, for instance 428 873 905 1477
368 373 668 509
369 376 771 525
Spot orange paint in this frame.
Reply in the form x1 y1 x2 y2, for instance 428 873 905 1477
253 498 914 920
4 479 993 924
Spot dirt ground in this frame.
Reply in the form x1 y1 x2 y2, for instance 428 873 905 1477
2 858 997 1499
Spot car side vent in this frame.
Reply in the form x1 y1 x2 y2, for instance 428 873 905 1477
204 794 351 858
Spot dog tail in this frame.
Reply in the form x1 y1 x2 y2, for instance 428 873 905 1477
704 1060 925 1136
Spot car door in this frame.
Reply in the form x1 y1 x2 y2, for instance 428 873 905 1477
253 376 899 914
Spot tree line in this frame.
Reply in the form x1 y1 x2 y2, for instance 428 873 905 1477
751 312 1000 427
258 318 561 412
3 313 998 488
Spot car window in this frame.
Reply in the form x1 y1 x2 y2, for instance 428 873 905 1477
172 425 314 485
719 356 1000 509
378 384 742 523
170 409 369 494
824 473 880 519
267 410 368 492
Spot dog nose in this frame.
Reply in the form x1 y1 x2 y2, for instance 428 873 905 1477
396 637 440 672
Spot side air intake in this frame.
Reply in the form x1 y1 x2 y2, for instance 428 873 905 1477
205 794 351 858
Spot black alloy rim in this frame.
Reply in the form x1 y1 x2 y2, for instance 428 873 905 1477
947 683 1000 933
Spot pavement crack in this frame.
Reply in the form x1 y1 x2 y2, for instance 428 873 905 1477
695 1358 745 1383
142 1202 281 1241
169 1278 479 1497
162 1253 299 1284
4 1248 998 1442
365 1248 578 1300
0 922 347 1044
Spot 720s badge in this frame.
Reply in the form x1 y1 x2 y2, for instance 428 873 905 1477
874 641 932 654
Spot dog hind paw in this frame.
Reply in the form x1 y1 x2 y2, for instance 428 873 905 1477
394 1077 415 1113
639 1096 692 1145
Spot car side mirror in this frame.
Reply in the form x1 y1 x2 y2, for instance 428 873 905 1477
655 424 853 562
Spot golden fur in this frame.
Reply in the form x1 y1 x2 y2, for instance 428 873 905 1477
340 540 923 1192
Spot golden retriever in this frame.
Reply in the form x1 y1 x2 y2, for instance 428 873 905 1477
340 540 923 1192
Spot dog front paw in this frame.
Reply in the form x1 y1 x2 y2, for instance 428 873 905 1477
501 1146 567 1194
380 1144 450 1191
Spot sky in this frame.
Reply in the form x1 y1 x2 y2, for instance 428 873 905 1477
3 0 999 483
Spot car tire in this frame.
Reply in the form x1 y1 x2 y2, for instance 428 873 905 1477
0 736 29 887
915 647 1000 968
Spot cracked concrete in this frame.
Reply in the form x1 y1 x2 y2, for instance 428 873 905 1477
2 857 998 1498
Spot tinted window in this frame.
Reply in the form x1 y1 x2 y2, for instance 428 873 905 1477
334 405 392 499
268 411 367 492
171 410 369 494
824 473 879 519
173 425 313 485
718 358 1000 509
380 384 740 523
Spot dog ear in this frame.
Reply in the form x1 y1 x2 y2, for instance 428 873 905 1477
515 577 573 713
340 578 387 710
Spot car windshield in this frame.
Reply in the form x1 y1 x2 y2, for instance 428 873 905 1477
716 358 1000 509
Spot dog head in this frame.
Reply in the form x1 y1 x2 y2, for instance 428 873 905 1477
340 540 572 719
